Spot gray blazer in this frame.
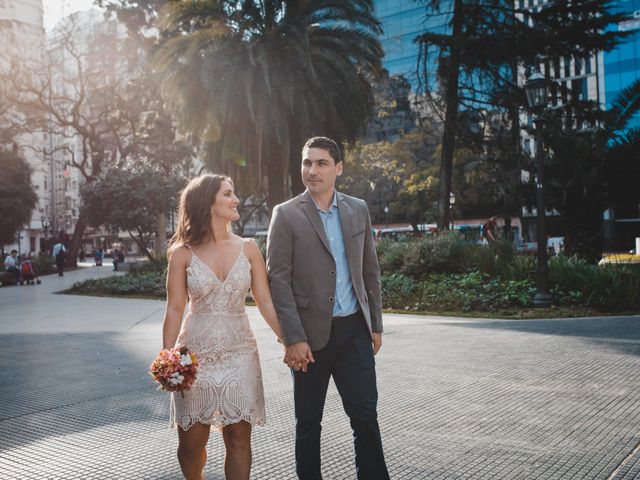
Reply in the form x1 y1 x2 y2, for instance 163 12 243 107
266 190 383 351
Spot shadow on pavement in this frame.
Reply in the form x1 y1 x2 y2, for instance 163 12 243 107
0 331 162 451
449 315 640 356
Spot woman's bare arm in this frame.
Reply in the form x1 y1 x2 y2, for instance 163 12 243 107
246 239 283 340
162 246 190 349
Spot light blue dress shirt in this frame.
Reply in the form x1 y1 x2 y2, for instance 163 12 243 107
52 243 66 258
314 193 360 317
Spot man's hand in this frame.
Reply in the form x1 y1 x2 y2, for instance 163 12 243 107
372 333 382 355
283 341 315 372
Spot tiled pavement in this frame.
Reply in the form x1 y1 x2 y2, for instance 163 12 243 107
1 266 640 479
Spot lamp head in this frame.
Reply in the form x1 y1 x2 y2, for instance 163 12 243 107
524 71 552 110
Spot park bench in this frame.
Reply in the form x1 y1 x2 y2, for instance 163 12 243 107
0 271 18 286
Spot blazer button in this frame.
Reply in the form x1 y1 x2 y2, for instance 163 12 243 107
329 296 334 303
330 269 336 276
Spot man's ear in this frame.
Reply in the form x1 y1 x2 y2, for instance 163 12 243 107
336 161 343 176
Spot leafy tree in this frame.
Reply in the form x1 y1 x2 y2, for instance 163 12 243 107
542 79 640 260
416 0 629 229
81 166 185 259
0 16 192 263
341 126 441 228
233 193 269 236
0 148 37 246
364 73 416 143
450 110 522 218
148 0 383 207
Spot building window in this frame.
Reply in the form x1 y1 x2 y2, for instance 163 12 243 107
584 55 592 74
574 57 582 76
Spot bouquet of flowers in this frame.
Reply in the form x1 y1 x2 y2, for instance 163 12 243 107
149 346 199 394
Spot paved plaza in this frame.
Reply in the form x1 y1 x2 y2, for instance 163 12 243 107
1 266 640 479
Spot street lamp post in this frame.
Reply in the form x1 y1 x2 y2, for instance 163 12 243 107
449 192 456 230
40 215 48 253
524 71 553 308
384 205 389 229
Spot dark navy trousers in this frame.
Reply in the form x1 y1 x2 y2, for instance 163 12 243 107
293 311 389 480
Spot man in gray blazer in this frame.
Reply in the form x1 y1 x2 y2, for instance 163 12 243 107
267 137 389 480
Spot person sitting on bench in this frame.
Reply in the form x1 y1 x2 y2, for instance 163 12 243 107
4 250 22 285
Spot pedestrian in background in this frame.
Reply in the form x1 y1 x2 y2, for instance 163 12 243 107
112 247 120 271
52 239 66 276
481 216 498 243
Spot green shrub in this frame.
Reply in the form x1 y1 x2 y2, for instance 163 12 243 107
380 273 422 309
32 255 56 275
68 271 166 298
376 239 407 274
377 233 517 280
401 232 468 278
549 256 640 310
382 272 536 312
65 235 640 313
502 254 536 282
129 255 168 275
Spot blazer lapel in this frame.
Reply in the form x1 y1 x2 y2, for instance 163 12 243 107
300 191 332 254
337 192 354 245
337 192 358 273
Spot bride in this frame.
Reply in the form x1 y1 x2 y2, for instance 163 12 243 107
162 173 283 479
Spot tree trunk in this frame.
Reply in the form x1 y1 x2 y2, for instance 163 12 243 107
156 213 167 257
266 143 287 208
437 0 464 231
289 146 304 196
66 210 88 268
131 231 155 261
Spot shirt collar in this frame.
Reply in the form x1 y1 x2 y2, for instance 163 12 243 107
312 191 338 214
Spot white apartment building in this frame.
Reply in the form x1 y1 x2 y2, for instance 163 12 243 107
45 9 128 253
0 0 50 255
1 3 139 255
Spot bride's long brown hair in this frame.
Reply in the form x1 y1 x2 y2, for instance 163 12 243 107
169 173 233 251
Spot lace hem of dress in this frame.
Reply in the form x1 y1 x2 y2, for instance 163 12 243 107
170 412 266 431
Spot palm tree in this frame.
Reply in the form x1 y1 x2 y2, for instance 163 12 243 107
603 78 640 225
542 79 640 259
152 0 383 206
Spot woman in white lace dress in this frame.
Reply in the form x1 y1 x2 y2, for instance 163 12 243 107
162 174 284 480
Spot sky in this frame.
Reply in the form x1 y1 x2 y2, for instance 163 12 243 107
43 0 103 31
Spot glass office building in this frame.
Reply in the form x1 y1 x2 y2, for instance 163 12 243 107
373 1 452 88
604 1 640 127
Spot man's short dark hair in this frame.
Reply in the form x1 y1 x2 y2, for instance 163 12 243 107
303 136 342 164
10 249 17 254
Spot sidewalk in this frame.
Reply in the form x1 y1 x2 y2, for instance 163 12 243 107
1 266 640 479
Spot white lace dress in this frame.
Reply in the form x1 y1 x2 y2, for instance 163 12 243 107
170 242 266 431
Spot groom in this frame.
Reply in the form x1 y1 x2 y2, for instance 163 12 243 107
267 136 389 479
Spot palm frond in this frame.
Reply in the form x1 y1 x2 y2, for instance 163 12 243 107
607 78 640 133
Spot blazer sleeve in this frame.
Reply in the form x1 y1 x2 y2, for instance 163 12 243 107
266 205 308 345
362 202 383 333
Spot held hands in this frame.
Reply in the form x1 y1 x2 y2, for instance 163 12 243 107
283 341 315 372
280 334 381 371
